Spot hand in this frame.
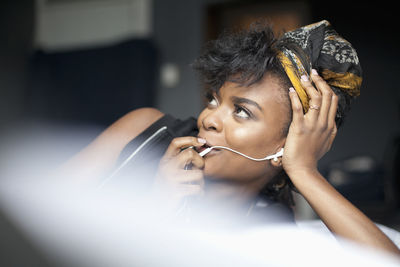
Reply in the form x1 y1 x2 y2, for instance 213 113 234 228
282 69 338 177
153 136 206 206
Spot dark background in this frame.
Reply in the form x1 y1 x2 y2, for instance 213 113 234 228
0 0 399 265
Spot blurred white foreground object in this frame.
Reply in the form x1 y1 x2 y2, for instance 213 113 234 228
0 177 399 267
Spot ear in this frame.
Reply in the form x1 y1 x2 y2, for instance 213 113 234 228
270 143 285 168
270 154 282 168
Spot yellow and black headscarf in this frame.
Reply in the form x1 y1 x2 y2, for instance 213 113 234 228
276 20 362 114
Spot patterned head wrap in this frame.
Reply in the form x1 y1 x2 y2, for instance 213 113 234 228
276 20 362 113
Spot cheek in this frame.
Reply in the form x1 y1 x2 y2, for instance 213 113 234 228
225 123 271 157
226 127 249 144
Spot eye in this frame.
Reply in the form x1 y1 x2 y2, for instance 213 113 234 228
205 93 218 108
209 98 218 107
234 105 251 119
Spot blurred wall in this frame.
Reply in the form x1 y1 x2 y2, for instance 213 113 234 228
34 0 152 51
152 0 232 119
0 0 34 132
152 0 204 119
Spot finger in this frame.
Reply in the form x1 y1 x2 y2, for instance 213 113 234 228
327 92 339 129
288 87 304 125
326 94 338 151
310 69 332 124
164 136 206 159
175 148 205 169
326 124 337 152
300 74 321 120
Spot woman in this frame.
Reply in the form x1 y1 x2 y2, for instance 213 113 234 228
62 20 400 254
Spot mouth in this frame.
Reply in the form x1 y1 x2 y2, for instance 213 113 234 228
195 137 220 155
196 143 210 153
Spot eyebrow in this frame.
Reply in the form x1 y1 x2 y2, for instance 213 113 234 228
230 96 263 111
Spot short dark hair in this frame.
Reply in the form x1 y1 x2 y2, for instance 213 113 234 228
192 22 290 91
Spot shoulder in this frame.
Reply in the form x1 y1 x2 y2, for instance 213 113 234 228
83 107 165 158
59 108 165 180
120 107 165 126
107 107 165 142
124 107 165 121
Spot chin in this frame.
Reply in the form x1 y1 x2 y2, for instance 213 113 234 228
203 160 241 181
203 160 226 180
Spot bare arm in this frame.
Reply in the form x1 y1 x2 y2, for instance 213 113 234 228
283 70 400 255
289 168 400 255
59 107 164 182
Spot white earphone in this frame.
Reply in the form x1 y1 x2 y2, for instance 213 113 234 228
199 146 284 162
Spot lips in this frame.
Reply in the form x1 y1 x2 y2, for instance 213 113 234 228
196 137 220 155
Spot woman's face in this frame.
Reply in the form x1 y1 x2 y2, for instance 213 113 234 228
197 73 290 184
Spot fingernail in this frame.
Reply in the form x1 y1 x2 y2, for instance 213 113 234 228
301 75 309 82
197 137 207 144
289 87 295 93
311 69 318 75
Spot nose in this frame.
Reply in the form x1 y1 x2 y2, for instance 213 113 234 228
202 108 223 132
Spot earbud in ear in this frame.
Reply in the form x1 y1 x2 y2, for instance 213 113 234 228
269 148 284 162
